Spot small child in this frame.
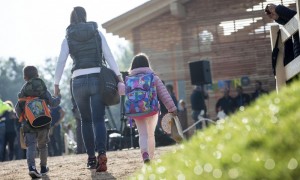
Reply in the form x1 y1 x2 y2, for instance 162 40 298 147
15 66 61 178
124 53 177 163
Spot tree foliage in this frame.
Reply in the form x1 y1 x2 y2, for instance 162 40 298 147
39 58 73 124
114 42 133 72
0 58 25 105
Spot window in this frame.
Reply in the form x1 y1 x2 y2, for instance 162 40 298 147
198 30 214 52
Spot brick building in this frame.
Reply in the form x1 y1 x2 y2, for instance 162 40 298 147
103 0 296 118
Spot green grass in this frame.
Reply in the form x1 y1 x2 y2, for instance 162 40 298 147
131 80 300 180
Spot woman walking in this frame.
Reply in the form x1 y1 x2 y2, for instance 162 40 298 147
54 6 122 172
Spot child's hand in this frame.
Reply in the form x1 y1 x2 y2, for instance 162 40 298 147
53 93 61 99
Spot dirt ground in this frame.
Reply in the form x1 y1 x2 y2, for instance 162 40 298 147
0 145 175 180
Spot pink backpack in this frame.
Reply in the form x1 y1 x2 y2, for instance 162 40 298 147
124 73 159 118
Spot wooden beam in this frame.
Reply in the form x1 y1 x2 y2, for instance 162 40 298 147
285 55 300 80
170 0 186 18
102 0 171 37
280 16 298 43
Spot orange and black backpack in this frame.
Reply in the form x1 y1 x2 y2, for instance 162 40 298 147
18 97 52 128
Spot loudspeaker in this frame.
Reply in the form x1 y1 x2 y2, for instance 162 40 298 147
189 60 212 85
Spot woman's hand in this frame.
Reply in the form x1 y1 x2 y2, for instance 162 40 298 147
54 84 60 97
117 75 124 83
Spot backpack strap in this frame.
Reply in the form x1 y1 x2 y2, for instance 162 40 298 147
128 72 154 77
93 23 106 68
18 97 37 102
18 113 25 123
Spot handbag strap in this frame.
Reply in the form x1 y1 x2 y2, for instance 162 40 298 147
93 24 106 67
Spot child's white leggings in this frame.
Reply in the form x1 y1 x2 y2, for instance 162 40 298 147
134 113 158 159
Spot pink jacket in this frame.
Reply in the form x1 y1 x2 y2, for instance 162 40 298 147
128 67 177 113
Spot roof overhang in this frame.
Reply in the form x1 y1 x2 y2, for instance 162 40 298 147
102 0 190 40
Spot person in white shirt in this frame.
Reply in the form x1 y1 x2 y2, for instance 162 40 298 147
54 6 123 172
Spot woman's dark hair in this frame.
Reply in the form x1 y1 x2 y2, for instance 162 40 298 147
23 66 39 80
70 6 87 24
130 53 150 70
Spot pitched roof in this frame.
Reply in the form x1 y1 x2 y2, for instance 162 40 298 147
102 0 190 40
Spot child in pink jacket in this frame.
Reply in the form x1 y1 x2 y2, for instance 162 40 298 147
124 53 177 164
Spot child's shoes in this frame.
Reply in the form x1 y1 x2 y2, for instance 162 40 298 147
29 166 42 178
41 166 49 176
142 152 150 164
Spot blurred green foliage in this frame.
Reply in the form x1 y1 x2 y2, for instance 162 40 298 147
132 79 300 180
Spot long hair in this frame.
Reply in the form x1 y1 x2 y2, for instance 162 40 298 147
70 6 87 24
130 53 151 70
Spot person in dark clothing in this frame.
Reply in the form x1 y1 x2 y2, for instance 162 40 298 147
190 86 208 130
0 100 13 162
48 105 65 156
155 83 177 146
3 101 17 161
233 86 251 111
215 88 235 116
177 99 188 133
14 118 26 160
166 84 178 108
265 4 300 72
251 80 268 101
157 83 177 128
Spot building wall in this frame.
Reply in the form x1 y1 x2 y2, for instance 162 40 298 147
130 0 294 120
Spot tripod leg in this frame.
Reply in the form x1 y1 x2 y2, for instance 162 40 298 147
106 106 117 129
129 119 133 148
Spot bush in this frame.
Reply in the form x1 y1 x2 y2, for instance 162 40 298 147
132 80 300 180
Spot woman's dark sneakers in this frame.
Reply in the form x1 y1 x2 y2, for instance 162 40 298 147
96 154 107 172
87 156 97 169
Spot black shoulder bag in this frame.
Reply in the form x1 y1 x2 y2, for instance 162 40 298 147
95 30 120 106
272 30 281 76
